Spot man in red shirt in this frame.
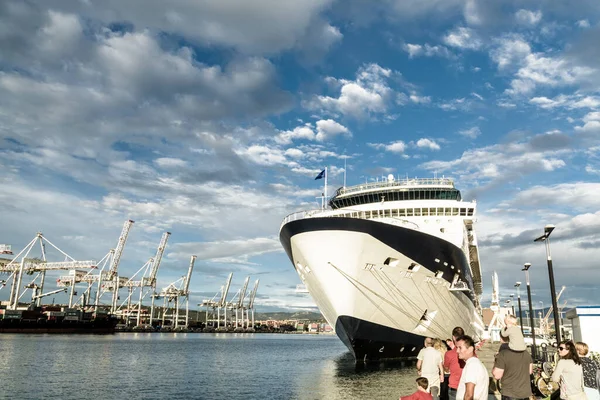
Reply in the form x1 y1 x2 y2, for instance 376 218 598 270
444 327 466 400
401 377 434 400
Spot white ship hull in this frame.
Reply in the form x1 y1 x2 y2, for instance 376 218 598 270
280 216 485 361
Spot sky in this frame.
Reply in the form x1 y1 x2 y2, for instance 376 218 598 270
1 0 599 313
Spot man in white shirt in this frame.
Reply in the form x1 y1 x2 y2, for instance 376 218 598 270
416 337 444 400
455 335 489 400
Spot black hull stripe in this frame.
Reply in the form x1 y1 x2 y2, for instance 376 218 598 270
336 315 425 360
279 217 475 305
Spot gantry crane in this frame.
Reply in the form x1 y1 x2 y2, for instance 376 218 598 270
245 279 260 331
157 255 196 329
113 232 170 325
217 273 233 331
0 232 96 310
56 220 134 311
233 276 250 331
540 286 566 338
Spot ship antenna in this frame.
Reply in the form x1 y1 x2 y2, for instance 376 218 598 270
343 156 347 189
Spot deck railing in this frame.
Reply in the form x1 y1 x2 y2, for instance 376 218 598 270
280 209 420 231
335 177 454 197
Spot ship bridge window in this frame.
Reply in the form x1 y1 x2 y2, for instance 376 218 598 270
414 208 421 216
437 208 444 216
407 208 414 217
452 208 459 216
467 208 474 216
460 208 467 216
422 208 429 216
399 209 406 217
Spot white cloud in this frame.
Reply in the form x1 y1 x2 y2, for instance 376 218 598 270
402 43 452 58
304 63 396 118
315 119 351 142
443 27 482 50
415 138 441 151
46 0 337 55
420 139 568 189
459 127 481 139
275 119 350 144
512 183 600 212
515 9 542 26
506 52 597 96
236 145 290 166
440 97 472 111
154 157 188 168
368 141 406 154
410 93 432 104
490 36 531 70
577 20 590 28
529 95 600 110
275 125 316 145
284 148 305 159
471 92 484 100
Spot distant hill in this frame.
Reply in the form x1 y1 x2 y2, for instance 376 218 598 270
254 311 325 321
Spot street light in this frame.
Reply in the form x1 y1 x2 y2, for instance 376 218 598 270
510 294 516 316
514 282 524 335
523 262 537 360
534 224 561 343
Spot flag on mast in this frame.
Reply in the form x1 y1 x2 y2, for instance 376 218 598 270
314 169 325 180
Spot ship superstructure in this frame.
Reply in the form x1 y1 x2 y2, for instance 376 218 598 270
279 175 485 360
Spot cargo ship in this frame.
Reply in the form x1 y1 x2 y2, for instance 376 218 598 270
279 175 485 361
0 306 118 334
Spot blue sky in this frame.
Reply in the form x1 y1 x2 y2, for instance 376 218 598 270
1 0 600 312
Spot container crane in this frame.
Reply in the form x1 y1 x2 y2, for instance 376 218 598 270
55 220 134 311
245 279 260 331
234 276 250 331
114 231 169 325
217 273 233 331
540 286 566 338
157 255 196 329
0 232 96 310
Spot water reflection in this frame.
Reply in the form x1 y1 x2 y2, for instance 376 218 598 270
299 351 419 400
0 334 420 400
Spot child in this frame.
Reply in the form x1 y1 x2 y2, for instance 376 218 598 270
401 377 434 400
501 315 526 352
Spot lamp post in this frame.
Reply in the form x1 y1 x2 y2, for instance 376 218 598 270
515 282 524 335
510 294 516 316
523 263 537 360
534 224 561 344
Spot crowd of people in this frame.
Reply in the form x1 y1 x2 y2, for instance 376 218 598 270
400 316 600 400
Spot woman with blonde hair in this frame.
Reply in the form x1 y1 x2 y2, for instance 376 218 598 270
433 338 447 357
575 342 600 400
433 338 448 400
552 340 586 400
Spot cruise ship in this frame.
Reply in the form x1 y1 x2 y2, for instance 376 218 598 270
279 175 485 361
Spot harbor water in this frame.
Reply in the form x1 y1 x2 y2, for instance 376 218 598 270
0 333 419 400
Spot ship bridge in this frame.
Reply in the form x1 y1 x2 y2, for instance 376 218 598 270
329 177 462 209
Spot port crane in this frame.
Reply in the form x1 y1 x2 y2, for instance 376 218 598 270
231 276 250 331
540 286 567 338
200 273 233 331
0 233 96 310
157 255 196 329
112 232 170 325
56 220 134 311
244 279 260 331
